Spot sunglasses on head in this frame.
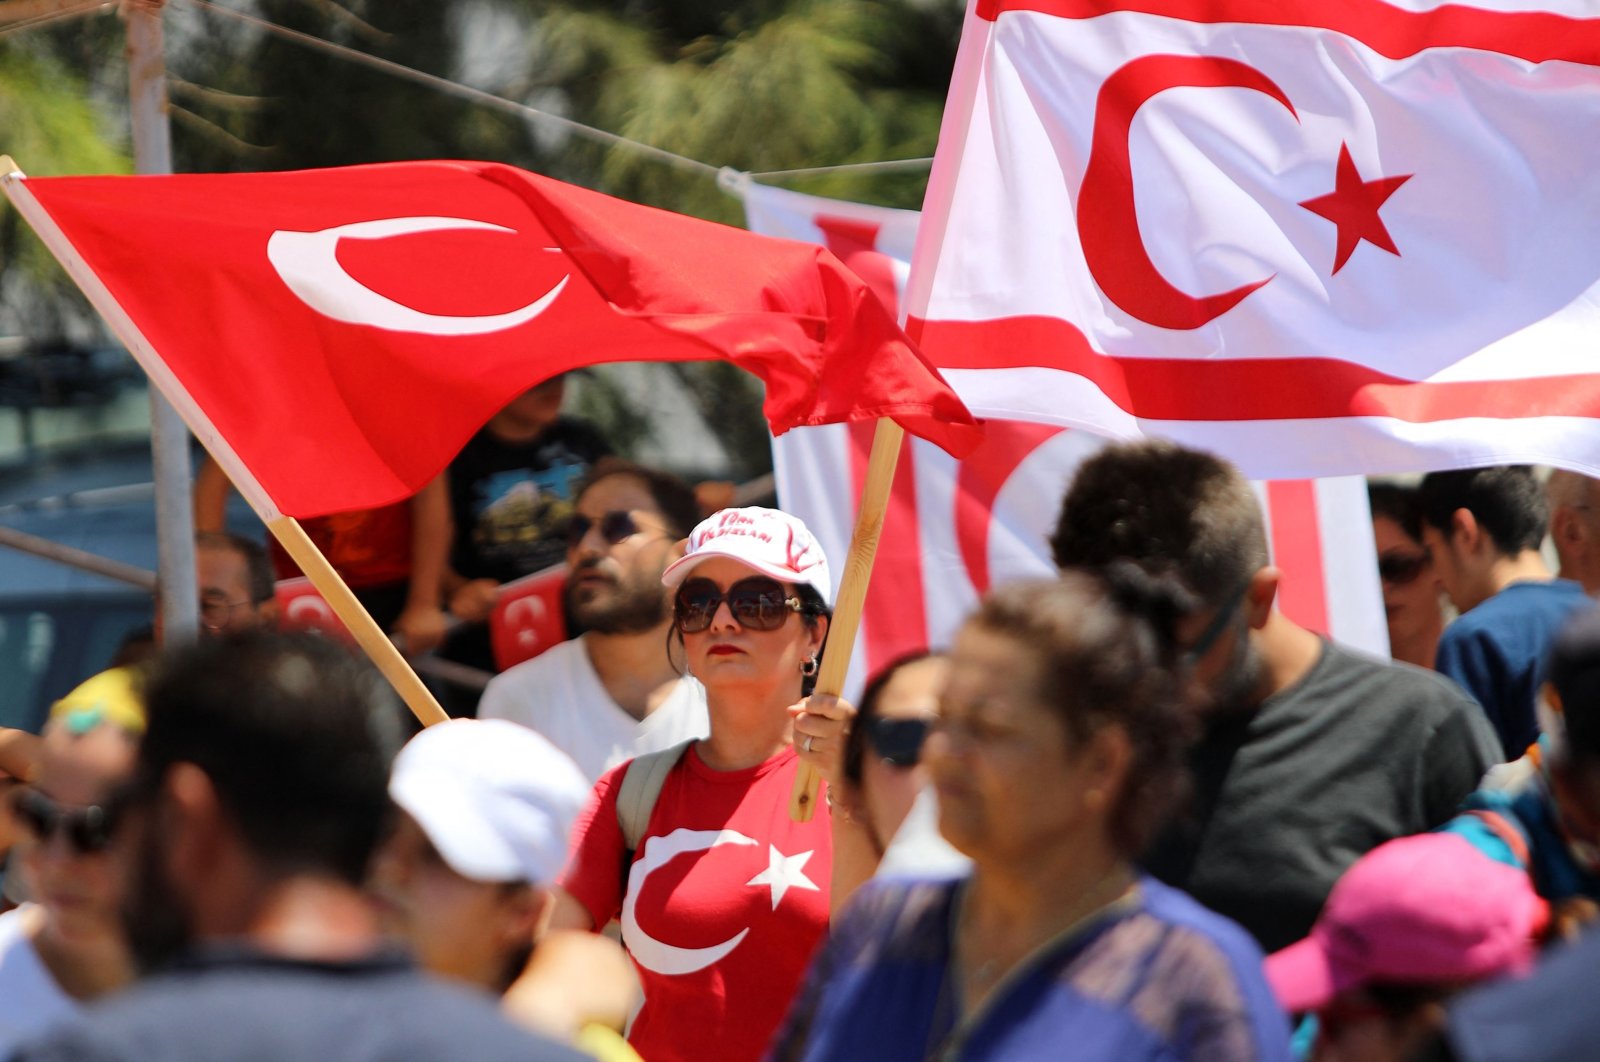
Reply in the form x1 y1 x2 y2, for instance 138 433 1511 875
675 576 803 634
868 717 931 768
10 787 120 855
1378 550 1429 586
564 510 648 550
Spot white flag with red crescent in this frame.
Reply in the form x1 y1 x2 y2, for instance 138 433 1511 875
906 0 1600 478
739 181 1388 696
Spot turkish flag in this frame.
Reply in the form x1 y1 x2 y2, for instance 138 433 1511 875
6 160 979 519
907 0 1600 478
739 181 1389 696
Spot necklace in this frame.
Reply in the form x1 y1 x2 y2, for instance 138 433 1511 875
955 864 1135 994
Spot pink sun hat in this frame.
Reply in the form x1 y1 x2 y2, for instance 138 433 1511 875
1265 832 1547 1013
661 506 832 606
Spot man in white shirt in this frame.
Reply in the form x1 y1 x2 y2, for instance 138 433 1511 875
479 460 708 781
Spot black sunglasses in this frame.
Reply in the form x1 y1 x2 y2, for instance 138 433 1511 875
10 787 120 855
1378 551 1429 587
564 510 645 550
868 717 931 768
675 576 803 634
1184 578 1253 663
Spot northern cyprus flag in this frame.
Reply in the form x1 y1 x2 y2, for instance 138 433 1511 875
908 0 1600 478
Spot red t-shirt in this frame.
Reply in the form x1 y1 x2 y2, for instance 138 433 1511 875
561 746 833 1062
268 502 413 587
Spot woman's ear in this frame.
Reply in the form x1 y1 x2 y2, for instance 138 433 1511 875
808 614 830 658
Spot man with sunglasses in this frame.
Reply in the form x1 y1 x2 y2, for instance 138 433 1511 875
480 460 709 782
10 634 584 1062
1051 441 1500 954
0 673 142 1053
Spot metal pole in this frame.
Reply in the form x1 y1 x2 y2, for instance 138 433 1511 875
0 526 158 591
127 2 198 644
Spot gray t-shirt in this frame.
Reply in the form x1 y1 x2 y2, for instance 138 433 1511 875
1143 640 1501 954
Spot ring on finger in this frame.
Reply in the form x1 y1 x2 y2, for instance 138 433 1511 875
803 735 814 754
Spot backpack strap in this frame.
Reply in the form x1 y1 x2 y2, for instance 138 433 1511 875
616 738 696 874
1466 808 1533 869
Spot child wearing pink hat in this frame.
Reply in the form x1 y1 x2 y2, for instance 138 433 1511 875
1265 832 1547 1062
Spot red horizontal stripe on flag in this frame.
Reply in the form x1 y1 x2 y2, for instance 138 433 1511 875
915 315 1600 423
975 0 1600 67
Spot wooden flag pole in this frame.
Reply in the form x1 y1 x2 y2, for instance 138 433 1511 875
0 157 449 731
789 417 905 821
267 516 450 728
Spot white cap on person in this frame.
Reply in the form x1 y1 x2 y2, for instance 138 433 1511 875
388 718 589 885
660 506 833 606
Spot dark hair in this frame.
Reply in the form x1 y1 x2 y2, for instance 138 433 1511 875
195 530 275 605
139 633 402 884
843 650 943 788
1049 440 1268 605
966 566 1198 857
666 582 832 696
1367 481 1424 543
1417 467 1547 555
575 458 702 540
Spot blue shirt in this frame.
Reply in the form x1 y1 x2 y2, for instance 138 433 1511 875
1435 580 1590 757
770 875 1292 1062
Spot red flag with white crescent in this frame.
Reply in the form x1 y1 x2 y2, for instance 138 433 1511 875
739 181 1389 696
906 0 1600 479
2 160 979 520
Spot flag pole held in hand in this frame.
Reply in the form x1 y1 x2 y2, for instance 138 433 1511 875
789 418 904 822
0 157 449 729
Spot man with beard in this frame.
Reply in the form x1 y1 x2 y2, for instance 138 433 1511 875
478 460 709 782
1050 441 1500 953
10 633 583 1062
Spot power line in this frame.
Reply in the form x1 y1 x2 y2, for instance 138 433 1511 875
180 0 935 189
183 0 725 181
749 157 933 180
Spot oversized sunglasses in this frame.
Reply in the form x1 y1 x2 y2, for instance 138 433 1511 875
868 717 931 768
10 787 120 855
564 510 645 550
675 576 803 634
1378 550 1429 587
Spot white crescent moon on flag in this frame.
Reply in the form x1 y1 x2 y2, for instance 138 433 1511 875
622 827 758 976
265 216 569 336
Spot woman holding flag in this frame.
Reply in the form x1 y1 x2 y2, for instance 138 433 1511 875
773 569 1292 1062
550 506 868 1062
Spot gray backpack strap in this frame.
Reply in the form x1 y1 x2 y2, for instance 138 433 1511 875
616 738 696 855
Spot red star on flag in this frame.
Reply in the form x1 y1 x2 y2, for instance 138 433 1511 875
1298 143 1412 275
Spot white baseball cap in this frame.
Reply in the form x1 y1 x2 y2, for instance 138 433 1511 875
388 719 590 885
661 506 833 606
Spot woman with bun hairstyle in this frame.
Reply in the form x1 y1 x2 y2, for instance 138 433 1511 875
551 507 871 1062
773 568 1292 1062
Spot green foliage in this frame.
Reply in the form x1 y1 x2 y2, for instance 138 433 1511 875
0 42 131 334
524 0 958 220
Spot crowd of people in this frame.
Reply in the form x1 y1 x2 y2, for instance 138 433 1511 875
3 418 1600 1059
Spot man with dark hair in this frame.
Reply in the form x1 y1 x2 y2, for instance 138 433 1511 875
479 459 709 781
193 531 277 636
11 634 582 1062
1419 466 1590 756
1051 440 1501 953
1547 468 1600 596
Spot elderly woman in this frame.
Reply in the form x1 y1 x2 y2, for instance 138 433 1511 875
552 507 861 1062
774 571 1292 1062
